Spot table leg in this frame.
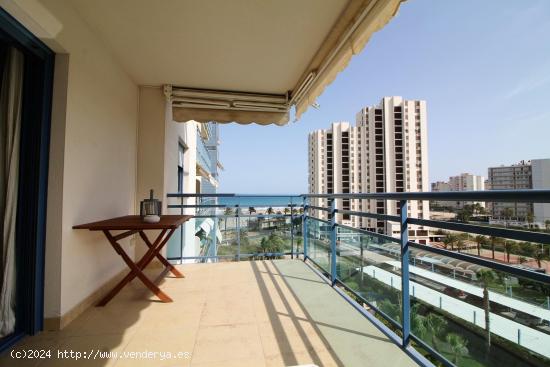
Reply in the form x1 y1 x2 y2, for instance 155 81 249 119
97 230 172 306
138 230 185 278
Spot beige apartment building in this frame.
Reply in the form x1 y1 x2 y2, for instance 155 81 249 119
489 159 550 224
308 97 430 242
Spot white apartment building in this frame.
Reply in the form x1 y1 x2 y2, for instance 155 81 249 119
432 173 485 209
488 159 550 225
308 97 430 242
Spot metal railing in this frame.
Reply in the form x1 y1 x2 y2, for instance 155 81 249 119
167 190 550 367
167 194 304 261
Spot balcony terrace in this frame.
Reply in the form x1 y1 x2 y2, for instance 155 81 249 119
2 259 416 367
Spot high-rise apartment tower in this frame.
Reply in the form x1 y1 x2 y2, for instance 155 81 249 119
308 97 430 241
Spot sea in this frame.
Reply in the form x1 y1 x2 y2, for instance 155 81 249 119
217 195 303 208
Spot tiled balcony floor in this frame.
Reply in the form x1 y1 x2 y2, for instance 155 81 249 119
2 260 416 367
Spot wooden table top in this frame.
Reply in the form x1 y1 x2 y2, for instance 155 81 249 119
73 215 193 231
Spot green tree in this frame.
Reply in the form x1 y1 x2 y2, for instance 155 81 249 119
426 313 447 347
473 202 486 215
504 240 518 263
455 233 469 253
410 305 428 341
526 212 534 228
456 208 472 222
489 236 502 260
545 219 550 231
533 250 546 268
223 207 233 234
259 237 270 258
379 299 401 323
477 269 496 349
523 242 536 258
474 235 486 257
456 237 466 253
443 234 457 251
446 333 469 365
267 207 274 215
283 207 290 215
501 207 514 220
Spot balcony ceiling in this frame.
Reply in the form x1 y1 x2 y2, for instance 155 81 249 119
71 0 348 94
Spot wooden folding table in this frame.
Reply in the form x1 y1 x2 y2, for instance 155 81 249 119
73 215 192 306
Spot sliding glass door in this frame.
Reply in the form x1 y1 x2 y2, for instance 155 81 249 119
0 9 53 352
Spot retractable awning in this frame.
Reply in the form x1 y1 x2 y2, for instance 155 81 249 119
168 0 404 125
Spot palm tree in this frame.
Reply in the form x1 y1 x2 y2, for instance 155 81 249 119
446 333 469 365
504 240 515 263
526 213 534 228
426 313 447 347
248 206 256 215
267 207 274 215
283 207 290 215
223 207 233 233
474 235 486 257
501 208 514 227
523 242 536 258
443 234 456 251
477 268 496 349
533 250 546 268
456 237 466 253
545 219 550 231
489 236 502 260
259 237 270 258
410 305 428 341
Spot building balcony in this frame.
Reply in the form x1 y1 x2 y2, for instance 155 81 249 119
196 129 216 176
2 190 550 367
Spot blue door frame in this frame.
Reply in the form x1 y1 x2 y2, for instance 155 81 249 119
0 8 54 353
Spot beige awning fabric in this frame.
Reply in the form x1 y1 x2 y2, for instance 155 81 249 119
294 0 405 120
173 107 289 126
170 0 405 126
169 85 290 125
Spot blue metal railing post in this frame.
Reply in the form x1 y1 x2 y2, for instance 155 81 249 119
213 206 218 263
330 198 337 285
290 198 294 259
303 196 308 261
236 204 240 261
400 199 411 347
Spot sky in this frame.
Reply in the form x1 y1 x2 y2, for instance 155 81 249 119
218 0 550 194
